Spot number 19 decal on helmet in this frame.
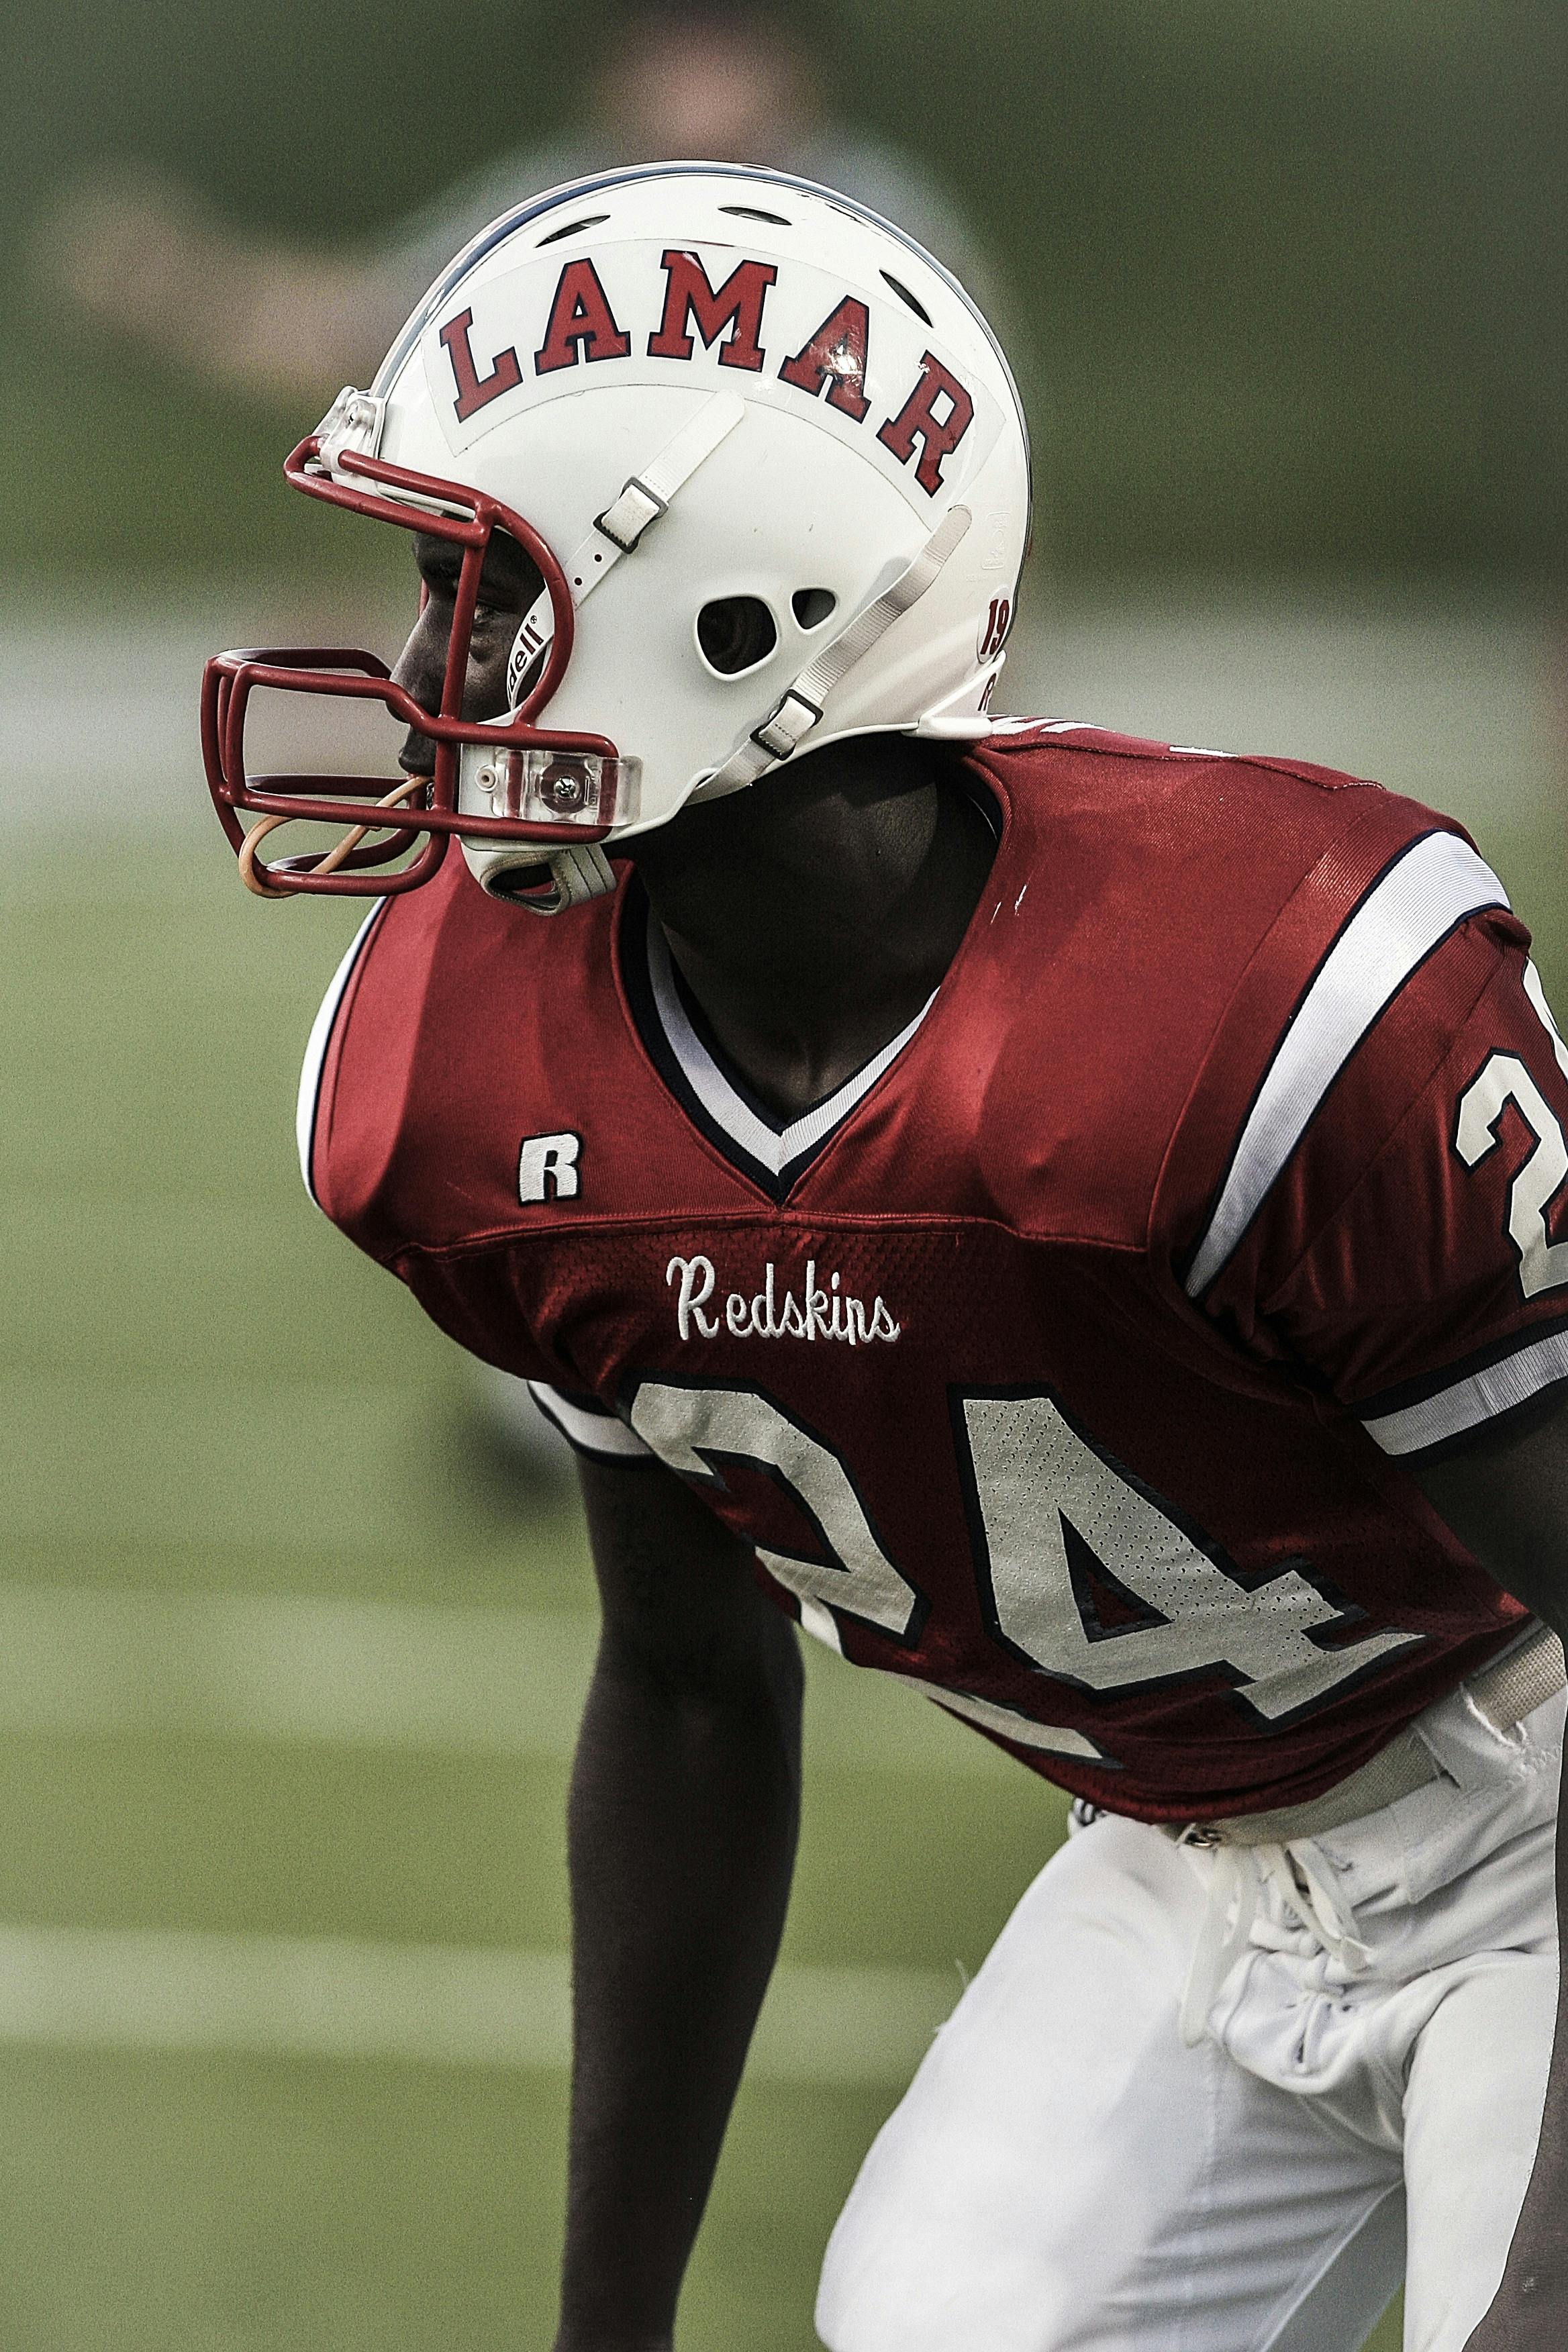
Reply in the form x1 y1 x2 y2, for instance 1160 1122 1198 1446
201 163 1031 908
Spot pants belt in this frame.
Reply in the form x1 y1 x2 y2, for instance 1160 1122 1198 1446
1173 1622 1566 1850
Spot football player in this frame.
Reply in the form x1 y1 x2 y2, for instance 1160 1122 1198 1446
203 166 1568 2350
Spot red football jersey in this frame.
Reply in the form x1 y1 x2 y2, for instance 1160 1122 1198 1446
303 723 1568 1822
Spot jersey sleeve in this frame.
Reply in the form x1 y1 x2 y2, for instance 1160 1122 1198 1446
527 1382 656 1463
1185 836 1568 1463
294 897 602 1406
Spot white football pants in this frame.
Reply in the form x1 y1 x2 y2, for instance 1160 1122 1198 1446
817 1676 1562 2352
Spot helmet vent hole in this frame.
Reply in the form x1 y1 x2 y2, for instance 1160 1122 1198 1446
719 205 792 226
791 587 837 631
696 597 778 677
880 270 933 326
536 213 611 245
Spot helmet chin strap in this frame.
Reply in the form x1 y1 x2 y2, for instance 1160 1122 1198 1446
700 503 973 799
483 432 969 915
503 391 747 704
477 391 746 915
478 839 619 916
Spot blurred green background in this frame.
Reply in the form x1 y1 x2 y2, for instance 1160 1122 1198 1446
2 1 1565 2346
3 0 1565 588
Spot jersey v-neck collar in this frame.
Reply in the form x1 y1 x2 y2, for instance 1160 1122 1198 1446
620 886 938 1202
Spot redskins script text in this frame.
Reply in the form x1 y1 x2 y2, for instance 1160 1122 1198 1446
667 1255 901 1346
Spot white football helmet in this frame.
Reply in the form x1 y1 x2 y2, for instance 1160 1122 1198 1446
203 162 1030 908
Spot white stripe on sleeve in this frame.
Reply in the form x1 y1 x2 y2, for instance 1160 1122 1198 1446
296 905 386 1208
1360 1328 1568 1457
1523 960 1568 1080
1185 832 1508 1298
526 1383 654 1461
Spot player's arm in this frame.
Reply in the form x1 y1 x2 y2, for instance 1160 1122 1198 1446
1412 1405 1568 2347
34 168 399 400
1185 876 1568 2345
554 1449 804 2352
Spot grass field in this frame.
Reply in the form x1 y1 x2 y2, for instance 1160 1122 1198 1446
13 626 1563 2346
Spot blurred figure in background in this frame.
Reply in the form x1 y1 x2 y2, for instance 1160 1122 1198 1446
42 0 1001 1484
38 0 997 409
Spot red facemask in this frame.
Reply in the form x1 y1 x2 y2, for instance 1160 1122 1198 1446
201 436 637 896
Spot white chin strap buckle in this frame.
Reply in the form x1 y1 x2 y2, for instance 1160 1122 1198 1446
593 476 668 553
750 688 824 762
505 391 747 703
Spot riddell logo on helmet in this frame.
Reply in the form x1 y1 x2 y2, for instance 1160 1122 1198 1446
438 249 975 498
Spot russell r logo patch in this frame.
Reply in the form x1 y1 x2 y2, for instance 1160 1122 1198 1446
519 1132 582 1203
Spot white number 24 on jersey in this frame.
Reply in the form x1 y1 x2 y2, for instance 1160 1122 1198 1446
1455 963 1568 1300
628 1379 1418 1768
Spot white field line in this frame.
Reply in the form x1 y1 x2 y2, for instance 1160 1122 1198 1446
1 603 1557 834
0 1922 957 2085
0 1585 1015 1775
0 1586 594 1757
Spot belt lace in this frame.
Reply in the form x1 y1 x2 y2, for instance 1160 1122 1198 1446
1178 1838 1373 2048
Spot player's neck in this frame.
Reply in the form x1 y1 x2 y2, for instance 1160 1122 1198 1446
626 738 996 1123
